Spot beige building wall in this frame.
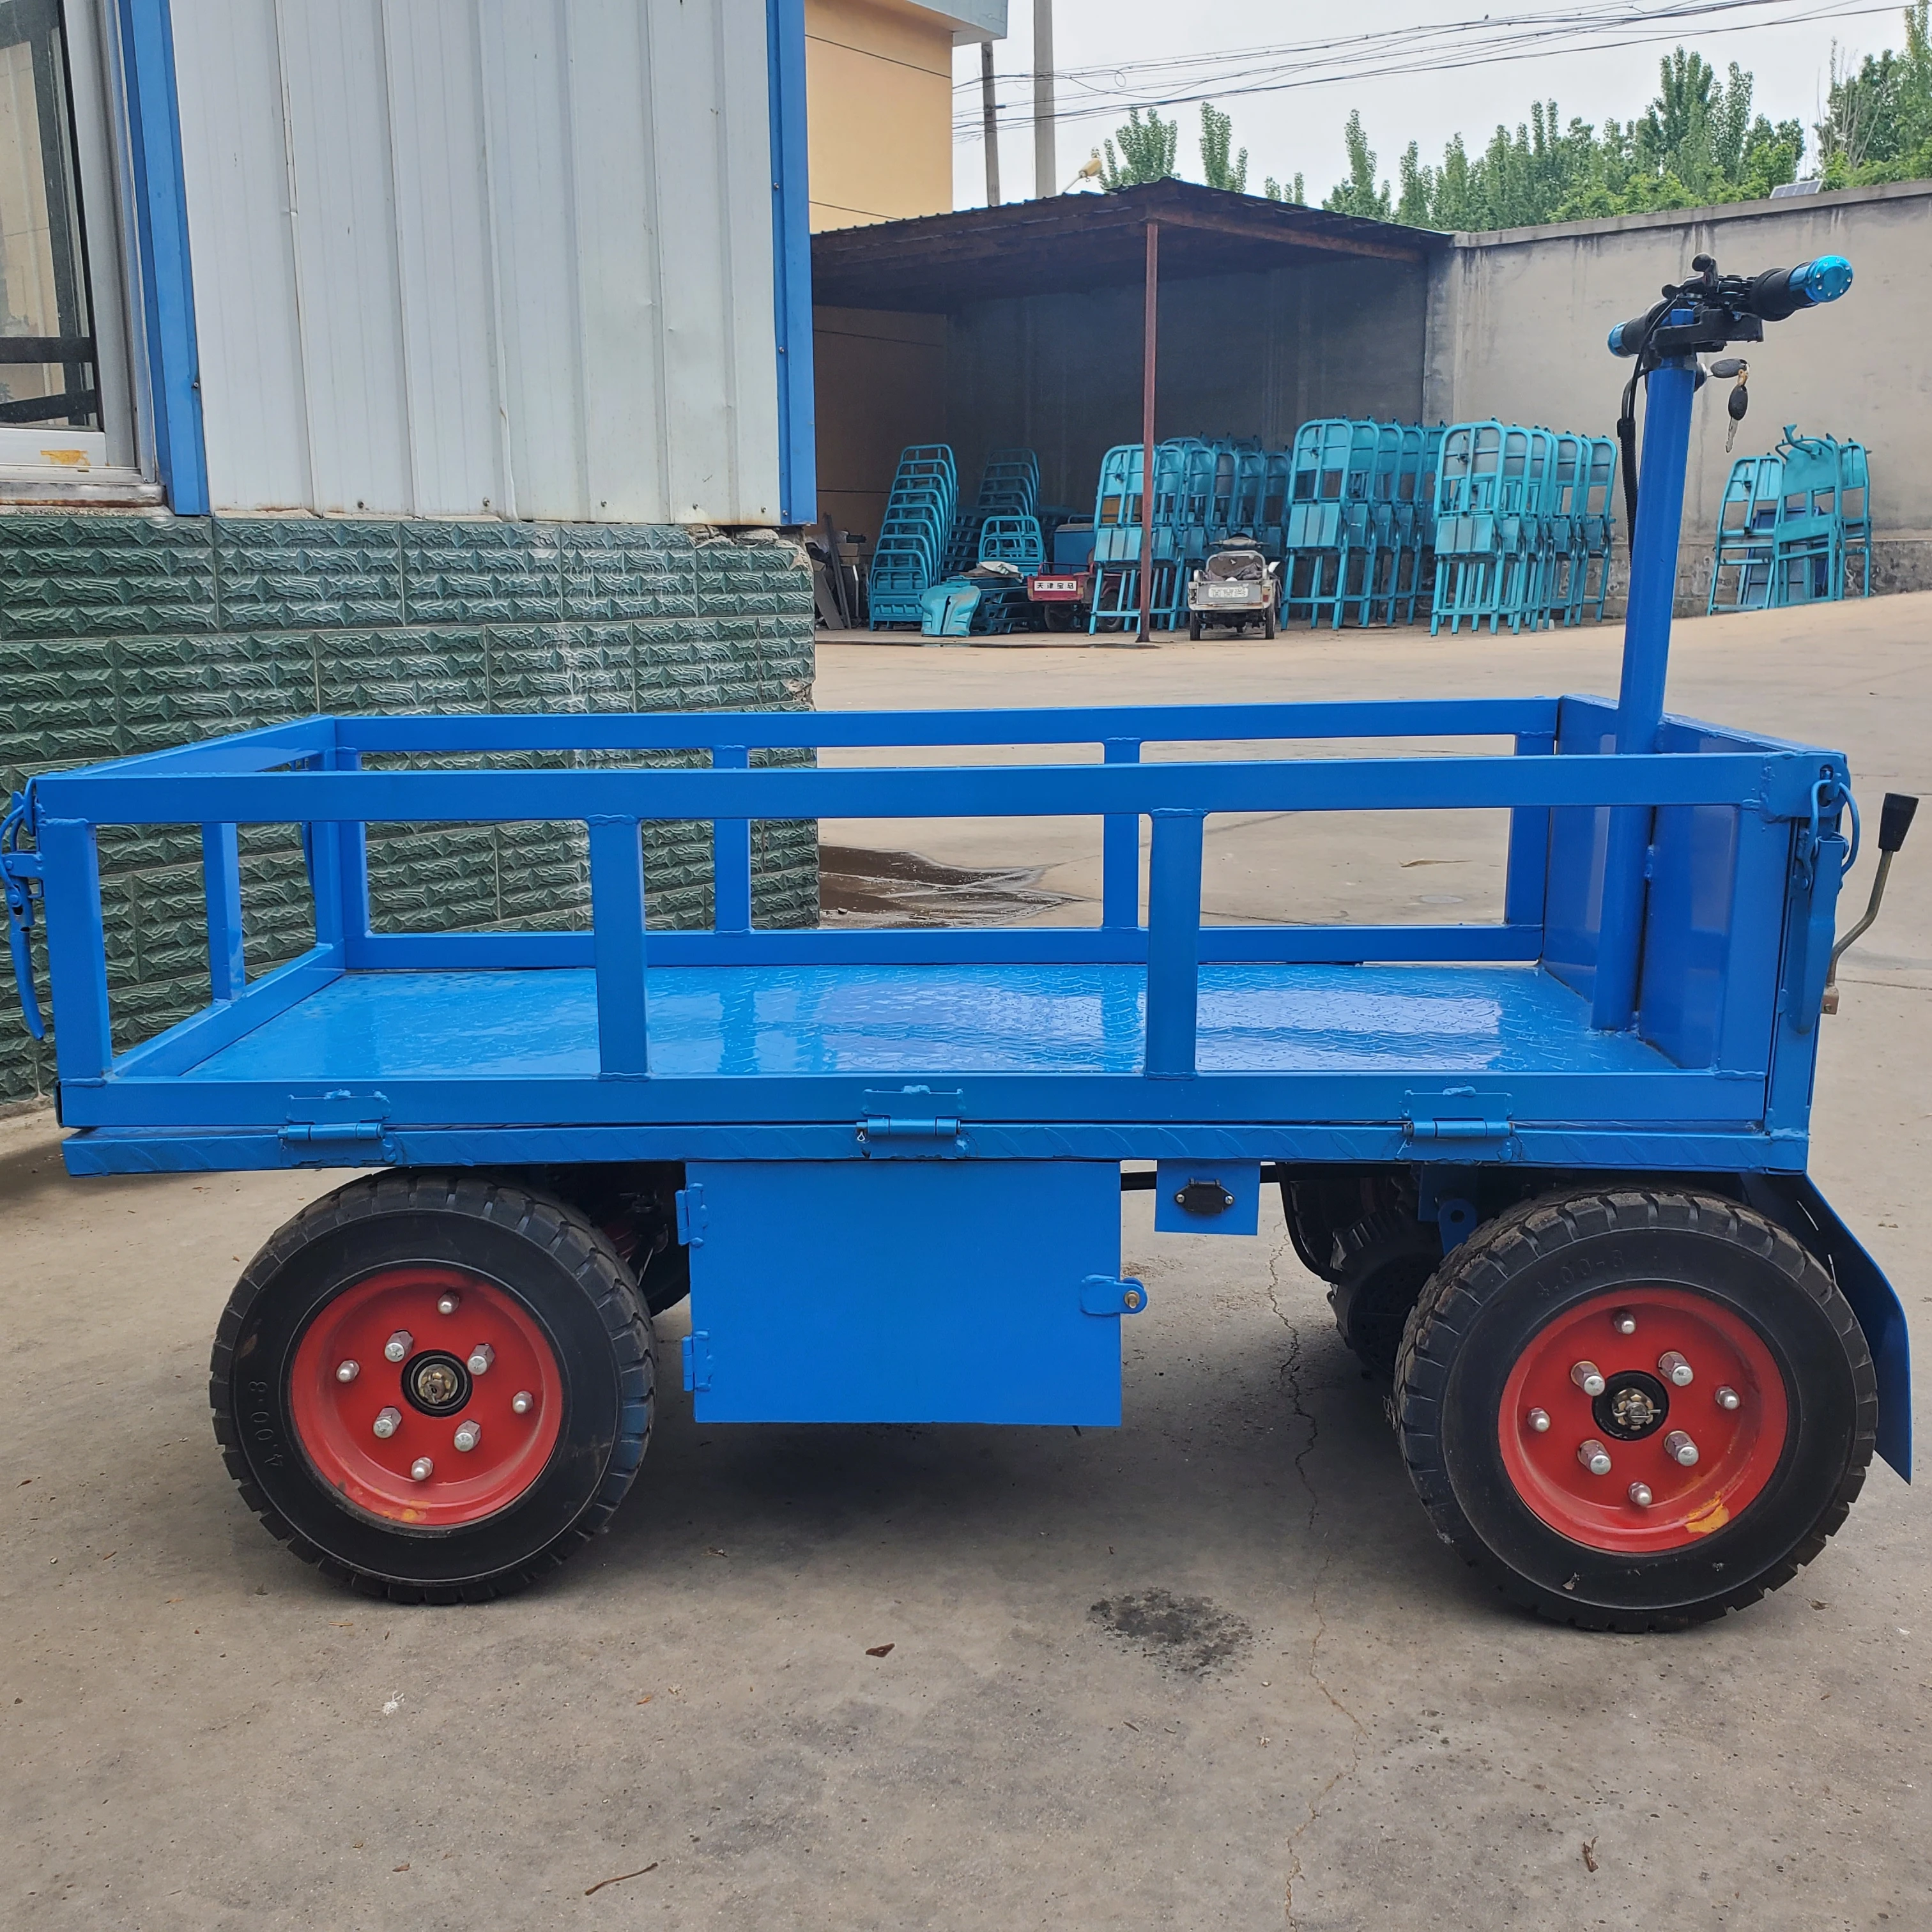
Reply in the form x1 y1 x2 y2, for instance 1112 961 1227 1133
1426 181 1932 597
804 0 955 230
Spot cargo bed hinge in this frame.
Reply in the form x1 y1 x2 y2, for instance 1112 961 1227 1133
1403 1089 1516 1156
682 1331 713 1393
675 1183 706 1248
856 1086 964 1155
279 1120 388 1147
279 1090 392 1155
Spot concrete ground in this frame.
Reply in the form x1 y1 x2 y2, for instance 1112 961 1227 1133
4 594 1930 1931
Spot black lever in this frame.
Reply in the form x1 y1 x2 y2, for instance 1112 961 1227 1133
1878 791 1918 853
1824 792 1919 1013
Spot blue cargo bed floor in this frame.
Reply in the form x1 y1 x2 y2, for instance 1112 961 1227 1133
179 962 1675 1082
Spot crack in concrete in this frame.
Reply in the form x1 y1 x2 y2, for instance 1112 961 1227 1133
1266 1230 1368 1929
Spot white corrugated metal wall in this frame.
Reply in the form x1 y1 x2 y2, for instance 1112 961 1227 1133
170 0 783 523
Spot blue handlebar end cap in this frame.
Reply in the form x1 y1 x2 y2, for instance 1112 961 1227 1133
1607 322 1630 356
1797 256 1853 305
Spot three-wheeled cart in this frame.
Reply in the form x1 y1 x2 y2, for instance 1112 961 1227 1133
2 256 1913 1627
1186 537 1282 640
1025 518 1096 631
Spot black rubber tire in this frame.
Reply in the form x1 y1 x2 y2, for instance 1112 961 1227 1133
1262 604 1278 640
1393 1188 1876 1632
210 1172 654 1604
1188 611 1203 640
1280 1166 1411 1284
1329 1209 1445 1376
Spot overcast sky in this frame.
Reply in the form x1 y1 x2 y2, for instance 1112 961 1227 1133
951 0 1920 208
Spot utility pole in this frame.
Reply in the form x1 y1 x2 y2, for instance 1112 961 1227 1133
980 40 1000 206
1032 0 1055 198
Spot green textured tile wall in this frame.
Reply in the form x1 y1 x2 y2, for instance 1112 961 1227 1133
1 515 816 1107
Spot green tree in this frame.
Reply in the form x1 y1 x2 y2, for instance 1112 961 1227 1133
1199 102 1249 193
1818 5 1932 181
1332 42 1813 232
1262 172 1306 204
1101 107 1179 188
1322 110 1391 218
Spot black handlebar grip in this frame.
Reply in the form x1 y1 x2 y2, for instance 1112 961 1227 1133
1879 792 1919 852
1607 312 1659 356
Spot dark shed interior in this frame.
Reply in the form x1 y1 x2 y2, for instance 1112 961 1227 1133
810 182 1445 553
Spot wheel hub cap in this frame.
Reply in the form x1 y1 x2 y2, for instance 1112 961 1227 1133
1609 1384 1659 1432
289 1264 564 1527
404 1352 470 1415
1498 1287 1788 1554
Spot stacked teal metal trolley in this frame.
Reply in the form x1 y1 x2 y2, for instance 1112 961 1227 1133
1708 424 1873 613
1 254 1912 1628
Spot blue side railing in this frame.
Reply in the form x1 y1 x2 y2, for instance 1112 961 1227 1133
13 699 1839 1102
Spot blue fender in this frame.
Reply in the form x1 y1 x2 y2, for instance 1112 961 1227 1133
1744 1173 1911 1482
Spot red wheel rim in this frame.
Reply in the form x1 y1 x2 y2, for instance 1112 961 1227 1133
289 1266 565 1528
1497 1287 1788 1553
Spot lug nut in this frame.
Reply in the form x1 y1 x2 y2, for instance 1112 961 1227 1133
1612 1308 1637 1335
335 1360 360 1384
1571 1360 1606 1397
1628 1481 1654 1508
372 1406 401 1439
383 1330 412 1363
1526 1407 1551 1433
436 1291 461 1316
453 1420 482 1453
466 1342 494 1376
1577 1439 1613 1476
1658 1350 1694 1388
1664 1430 1700 1467
512 1390 535 1416
1715 1385 1741 1411
410 1456 434 1482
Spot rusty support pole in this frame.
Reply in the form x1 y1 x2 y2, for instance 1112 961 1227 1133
1138 218 1158 643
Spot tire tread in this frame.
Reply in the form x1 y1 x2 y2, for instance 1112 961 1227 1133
208 1172 654 1605
1392 1186 1877 1632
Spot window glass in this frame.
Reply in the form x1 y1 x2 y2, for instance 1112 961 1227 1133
0 0 97 431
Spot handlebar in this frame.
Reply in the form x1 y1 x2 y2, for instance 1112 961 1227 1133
1608 254 1853 357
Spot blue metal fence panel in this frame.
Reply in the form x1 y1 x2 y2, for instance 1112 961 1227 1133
8 696 1849 1198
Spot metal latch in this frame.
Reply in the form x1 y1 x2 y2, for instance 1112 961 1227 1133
1 785 44 1041
675 1184 706 1248
1404 1089 1514 1150
1080 1275 1150 1316
682 1331 713 1392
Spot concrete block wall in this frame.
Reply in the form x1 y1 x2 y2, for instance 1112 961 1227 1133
1 514 817 1107
1425 181 1932 614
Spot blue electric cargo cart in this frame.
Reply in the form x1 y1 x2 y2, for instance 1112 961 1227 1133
2 257 1915 1627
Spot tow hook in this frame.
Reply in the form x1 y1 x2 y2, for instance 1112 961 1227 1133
1823 792 1918 1015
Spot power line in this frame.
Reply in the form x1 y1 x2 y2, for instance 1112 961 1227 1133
955 0 1894 103
950 0 1906 139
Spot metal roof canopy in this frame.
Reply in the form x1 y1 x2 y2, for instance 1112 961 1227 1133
810 180 1443 313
